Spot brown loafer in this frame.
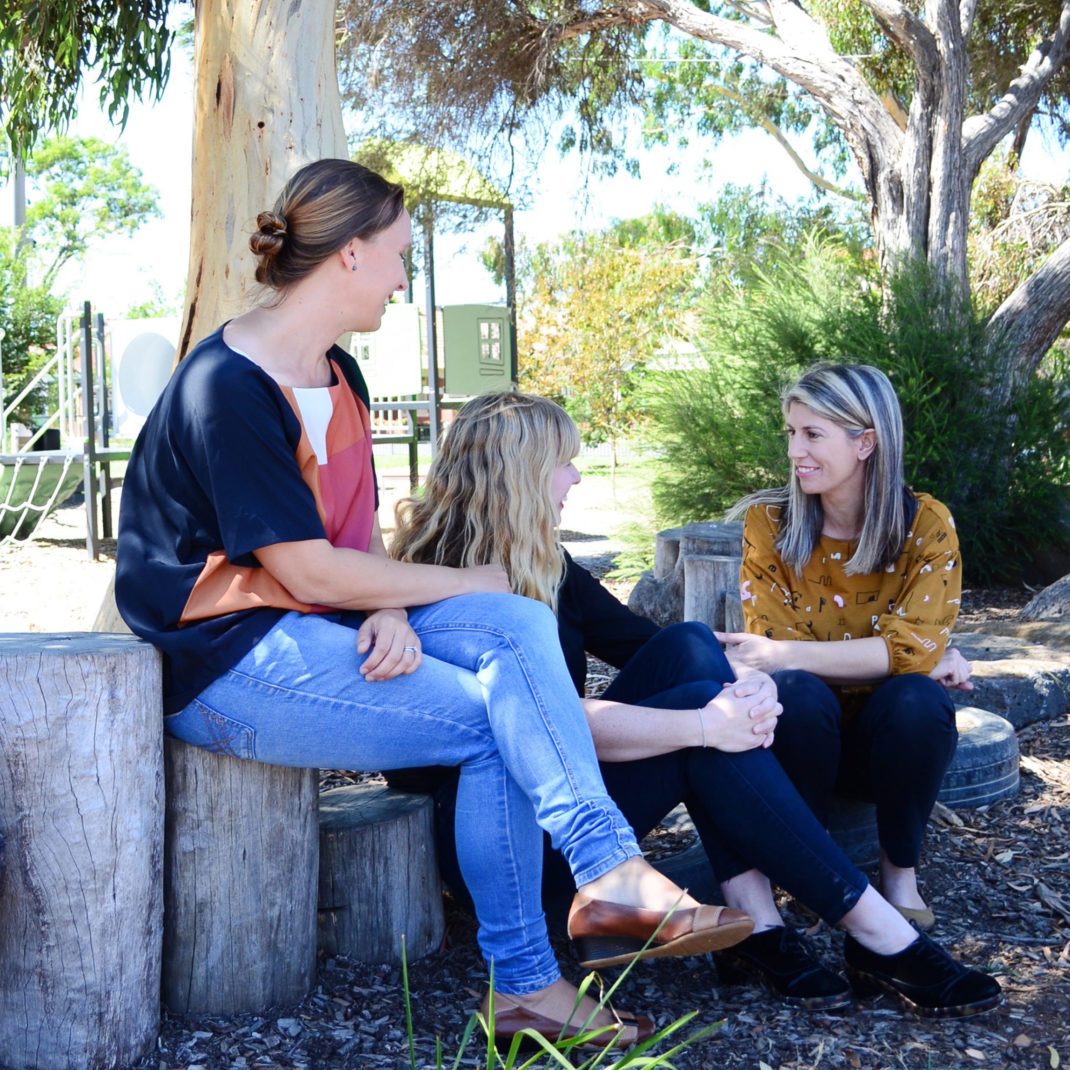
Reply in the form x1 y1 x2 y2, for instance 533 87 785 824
485 996 654 1050
568 894 754 969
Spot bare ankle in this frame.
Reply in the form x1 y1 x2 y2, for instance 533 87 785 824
580 857 699 910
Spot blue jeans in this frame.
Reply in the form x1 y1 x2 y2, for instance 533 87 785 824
432 622 869 925
166 593 640 994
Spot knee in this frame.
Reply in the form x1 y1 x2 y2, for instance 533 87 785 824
481 592 558 636
773 669 840 727
873 674 957 739
652 620 729 665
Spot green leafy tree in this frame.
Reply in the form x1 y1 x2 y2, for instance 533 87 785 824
0 135 160 423
14 135 161 287
514 210 699 471
0 1 172 157
0 229 64 427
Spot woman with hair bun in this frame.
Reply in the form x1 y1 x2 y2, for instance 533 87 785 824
390 390 1001 1020
115 158 757 1048
723 363 977 940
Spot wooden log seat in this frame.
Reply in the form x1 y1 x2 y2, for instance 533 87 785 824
0 633 163 1070
162 738 319 1015
318 783 445 965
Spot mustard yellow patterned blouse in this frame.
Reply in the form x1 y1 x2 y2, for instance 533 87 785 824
740 493 961 677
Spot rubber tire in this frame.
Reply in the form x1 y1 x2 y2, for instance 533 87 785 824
827 706 1019 867
937 706 1020 808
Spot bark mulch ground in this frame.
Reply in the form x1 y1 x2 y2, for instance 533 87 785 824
136 586 1070 1070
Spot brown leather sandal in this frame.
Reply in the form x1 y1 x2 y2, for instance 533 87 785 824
568 894 754 969
483 993 654 1050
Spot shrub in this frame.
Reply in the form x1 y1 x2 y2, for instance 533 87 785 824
647 235 1070 582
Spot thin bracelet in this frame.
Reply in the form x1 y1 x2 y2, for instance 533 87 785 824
696 708 707 748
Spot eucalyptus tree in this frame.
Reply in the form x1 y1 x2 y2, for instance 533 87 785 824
340 0 1070 392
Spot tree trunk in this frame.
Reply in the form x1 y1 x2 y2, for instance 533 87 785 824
162 738 319 1016
0 634 163 1070
179 0 348 357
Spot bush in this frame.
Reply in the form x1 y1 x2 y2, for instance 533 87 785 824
647 235 1070 582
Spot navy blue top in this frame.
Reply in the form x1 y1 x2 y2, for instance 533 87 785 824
116 327 377 714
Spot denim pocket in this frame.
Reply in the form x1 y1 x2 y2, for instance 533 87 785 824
164 701 256 760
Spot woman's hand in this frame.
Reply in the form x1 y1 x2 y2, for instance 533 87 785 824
357 608 422 681
700 681 782 752
460 564 512 595
715 631 786 674
929 646 974 691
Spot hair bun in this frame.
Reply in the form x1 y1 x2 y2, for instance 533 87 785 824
250 210 288 259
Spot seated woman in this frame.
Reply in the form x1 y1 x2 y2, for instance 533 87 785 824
390 391 1001 1019
722 362 972 933
114 158 755 1050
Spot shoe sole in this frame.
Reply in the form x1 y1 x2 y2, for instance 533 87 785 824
575 918 754 970
717 954 854 1011
846 966 1002 1019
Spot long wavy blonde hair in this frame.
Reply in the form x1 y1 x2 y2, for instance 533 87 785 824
390 392 580 610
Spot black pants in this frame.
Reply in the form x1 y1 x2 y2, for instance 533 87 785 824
770 670 958 869
432 622 869 926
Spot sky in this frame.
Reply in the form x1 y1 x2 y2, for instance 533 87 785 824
2 35 1069 323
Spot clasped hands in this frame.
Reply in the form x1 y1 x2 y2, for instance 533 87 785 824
699 670 782 752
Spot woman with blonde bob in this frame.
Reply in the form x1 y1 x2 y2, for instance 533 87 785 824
723 363 973 933
390 391 1000 1019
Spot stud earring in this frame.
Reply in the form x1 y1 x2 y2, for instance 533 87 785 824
350 263 358 272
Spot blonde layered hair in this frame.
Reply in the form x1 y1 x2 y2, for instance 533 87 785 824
732 363 915 576
390 392 581 610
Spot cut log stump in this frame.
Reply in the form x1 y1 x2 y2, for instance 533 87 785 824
162 738 318 1015
0 633 163 1070
318 783 444 964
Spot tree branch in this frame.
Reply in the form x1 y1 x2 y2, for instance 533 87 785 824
629 0 903 185
987 237 1070 386
708 84 864 200
963 2 1070 175
859 0 938 71
959 0 978 37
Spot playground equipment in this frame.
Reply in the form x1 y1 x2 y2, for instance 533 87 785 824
0 302 170 553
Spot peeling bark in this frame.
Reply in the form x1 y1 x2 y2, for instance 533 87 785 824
179 0 347 357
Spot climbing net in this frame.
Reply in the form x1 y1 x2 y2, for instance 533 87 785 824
0 452 82 544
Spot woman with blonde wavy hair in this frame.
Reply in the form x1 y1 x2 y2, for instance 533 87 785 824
390 390 1001 1020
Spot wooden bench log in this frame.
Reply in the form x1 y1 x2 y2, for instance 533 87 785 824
0 633 163 1070
162 739 318 1015
318 783 444 964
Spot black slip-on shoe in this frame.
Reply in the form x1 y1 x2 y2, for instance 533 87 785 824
844 932 1001 1019
715 925 853 1010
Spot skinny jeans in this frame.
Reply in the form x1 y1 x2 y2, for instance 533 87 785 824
434 622 869 926
770 669 958 869
164 593 641 995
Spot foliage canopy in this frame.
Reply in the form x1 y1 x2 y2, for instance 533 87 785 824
0 0 174 156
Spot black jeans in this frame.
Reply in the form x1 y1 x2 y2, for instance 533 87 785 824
432 621 870 926
770 670 958 868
